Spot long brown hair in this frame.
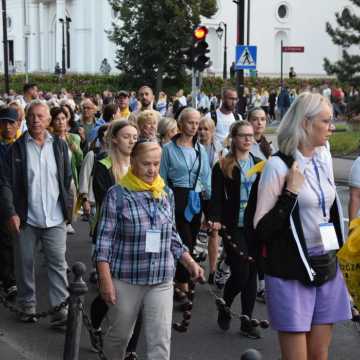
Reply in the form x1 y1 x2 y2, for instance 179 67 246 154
221 120 252 179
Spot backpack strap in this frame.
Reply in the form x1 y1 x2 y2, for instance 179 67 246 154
272 151 294 169
210 110 217 126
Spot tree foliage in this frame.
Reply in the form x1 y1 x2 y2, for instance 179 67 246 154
324 0 360 102
108 0 217 90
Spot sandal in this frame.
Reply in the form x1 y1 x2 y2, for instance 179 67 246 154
174 287 187 301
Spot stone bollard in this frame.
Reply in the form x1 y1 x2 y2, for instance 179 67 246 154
63 262 88 360
241 349 262 360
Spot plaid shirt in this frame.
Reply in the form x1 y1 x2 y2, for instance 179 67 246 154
95 186 188 285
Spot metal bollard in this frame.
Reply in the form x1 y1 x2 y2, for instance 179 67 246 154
63 262 88 360
241 349 262 360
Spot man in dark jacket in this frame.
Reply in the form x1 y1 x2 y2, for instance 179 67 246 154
0 100 72 325
0 107 21 298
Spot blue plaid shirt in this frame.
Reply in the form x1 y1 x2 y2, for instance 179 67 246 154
95 186 188 285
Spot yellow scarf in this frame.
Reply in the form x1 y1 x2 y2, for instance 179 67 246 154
0 129 22 144
120 108 131 119
119 168 165 199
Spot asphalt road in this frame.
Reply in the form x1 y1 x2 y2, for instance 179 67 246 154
0 171 359 360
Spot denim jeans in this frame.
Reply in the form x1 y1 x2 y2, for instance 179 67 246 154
14 223 69 308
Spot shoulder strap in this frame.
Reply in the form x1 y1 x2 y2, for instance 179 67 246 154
210 110 217 126
273 151 294 169
192 144 202 190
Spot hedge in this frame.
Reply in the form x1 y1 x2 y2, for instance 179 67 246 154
0 73 342 97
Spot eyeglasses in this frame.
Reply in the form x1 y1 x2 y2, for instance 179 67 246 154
236 133 254 139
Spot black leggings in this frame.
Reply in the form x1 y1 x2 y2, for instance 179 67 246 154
223 228 257 318
173 187 202 283
90 295 142 353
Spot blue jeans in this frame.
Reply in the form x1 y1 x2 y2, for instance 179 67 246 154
14 223 69 308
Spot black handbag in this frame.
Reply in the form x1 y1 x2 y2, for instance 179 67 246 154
309 251 337 287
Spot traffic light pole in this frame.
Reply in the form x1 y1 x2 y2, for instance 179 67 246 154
191 68 200 108
235 0 245 97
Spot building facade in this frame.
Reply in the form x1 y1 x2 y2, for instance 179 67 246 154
0 0 356 77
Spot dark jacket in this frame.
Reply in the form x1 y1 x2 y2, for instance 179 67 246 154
93 154 115 208
209 153 261 256
256 184 344 285
0 132 72 224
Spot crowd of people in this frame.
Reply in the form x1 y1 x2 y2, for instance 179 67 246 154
0 81 358 360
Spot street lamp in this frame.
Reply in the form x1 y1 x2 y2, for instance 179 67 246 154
216 21 227 79
65 16 71 69
59 18 66 74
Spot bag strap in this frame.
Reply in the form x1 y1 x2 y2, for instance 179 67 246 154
192 144 202 191
273 151 294 169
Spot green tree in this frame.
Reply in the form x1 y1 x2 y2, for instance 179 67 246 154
324 1 360 111
108 0 217 93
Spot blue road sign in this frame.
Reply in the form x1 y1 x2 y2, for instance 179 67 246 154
235 45 257 70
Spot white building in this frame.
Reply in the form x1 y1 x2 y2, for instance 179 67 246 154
0 0 356 77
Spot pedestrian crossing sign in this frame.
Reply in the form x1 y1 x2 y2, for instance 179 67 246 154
235 45 257 70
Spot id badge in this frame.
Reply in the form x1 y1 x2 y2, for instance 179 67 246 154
145 229 161 253
319 223 339 251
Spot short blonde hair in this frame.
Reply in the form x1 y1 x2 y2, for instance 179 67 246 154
277 92 332 156
199 116 215 132
137 110 160 128
177 107 200 129
158 117 177 139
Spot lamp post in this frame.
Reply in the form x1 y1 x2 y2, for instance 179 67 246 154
216 21 227 80
59 18 65 74
65 16 71 69
1 0 9 93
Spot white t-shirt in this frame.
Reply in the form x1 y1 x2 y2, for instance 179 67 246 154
213 109 237 146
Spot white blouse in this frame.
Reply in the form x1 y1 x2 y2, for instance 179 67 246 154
254 147 336 250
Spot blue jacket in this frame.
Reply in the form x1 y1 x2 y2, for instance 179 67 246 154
160 134 211 199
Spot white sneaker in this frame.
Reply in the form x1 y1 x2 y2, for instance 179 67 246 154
66 224 76 234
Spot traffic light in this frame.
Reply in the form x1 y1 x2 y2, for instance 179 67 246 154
180 26 211 72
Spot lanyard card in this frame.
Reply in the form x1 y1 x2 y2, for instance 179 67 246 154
145 229 161 253
319 223 339 251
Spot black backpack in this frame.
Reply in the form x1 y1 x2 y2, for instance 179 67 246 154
243 151 294 263
210 110 240 126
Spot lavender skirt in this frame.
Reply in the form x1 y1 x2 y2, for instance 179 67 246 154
265 247 351 332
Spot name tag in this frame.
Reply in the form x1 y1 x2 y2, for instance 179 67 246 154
319 223 339 251
145 229 161 253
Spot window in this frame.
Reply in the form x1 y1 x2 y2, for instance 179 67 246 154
278 5 288 19
276 2 291 23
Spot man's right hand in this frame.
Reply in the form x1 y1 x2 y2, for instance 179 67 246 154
7 215 20 235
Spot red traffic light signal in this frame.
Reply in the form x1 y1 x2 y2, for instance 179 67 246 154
193 26 208 41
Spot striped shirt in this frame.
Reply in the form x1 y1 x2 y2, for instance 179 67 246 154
95 186 188 285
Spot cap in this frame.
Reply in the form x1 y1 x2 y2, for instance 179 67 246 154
117 90 129 97
0 107 18 123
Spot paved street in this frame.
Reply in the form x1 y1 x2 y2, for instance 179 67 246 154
0 159 359 360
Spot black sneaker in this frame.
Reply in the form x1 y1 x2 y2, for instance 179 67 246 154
125 352 138 360
256 289 266 304
240 320 261 339
90 328 103 353
5 284 17 299
217 305 231 331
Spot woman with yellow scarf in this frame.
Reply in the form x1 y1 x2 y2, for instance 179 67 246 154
95 140 204 360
